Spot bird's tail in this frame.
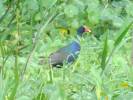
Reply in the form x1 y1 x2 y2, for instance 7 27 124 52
38 56 49 65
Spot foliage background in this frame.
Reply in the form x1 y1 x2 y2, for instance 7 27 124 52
0 0 133 100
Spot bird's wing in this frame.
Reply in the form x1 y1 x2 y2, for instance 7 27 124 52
49 51 68 66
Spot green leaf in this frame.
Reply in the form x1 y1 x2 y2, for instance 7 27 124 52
0 1 5 14
64 5 79 17
34 12 41 22
25 0 39 11
41 0 57 8
126 1 133 16
86 0 100 24
114 21 133 47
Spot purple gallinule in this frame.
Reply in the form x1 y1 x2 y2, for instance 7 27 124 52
49 25 91 67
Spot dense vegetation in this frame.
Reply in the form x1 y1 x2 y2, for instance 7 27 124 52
0 0 133 100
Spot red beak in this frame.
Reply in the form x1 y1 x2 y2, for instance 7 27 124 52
84 26 91 32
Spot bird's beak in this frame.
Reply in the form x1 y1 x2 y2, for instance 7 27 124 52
84 26 91 33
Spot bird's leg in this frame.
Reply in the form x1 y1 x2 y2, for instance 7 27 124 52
48 58 53 83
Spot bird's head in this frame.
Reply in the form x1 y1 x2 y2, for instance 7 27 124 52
77 25 91 37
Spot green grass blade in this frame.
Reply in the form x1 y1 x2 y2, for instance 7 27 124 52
114 21 133 47
101 34 108 70
104 21 133 69
8 54 19 100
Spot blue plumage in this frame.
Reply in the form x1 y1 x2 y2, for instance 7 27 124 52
58 41 80 55
58 41 80 63
49 26 91 67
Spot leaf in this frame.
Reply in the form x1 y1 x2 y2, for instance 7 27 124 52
34 12 41 22
64 5 79 17
115 92 133 100
41 0 57 8
86 0 100 24
101 34 108 70
25 0 39 11
126 1 133 16
0 1 5 14
114 21 133 47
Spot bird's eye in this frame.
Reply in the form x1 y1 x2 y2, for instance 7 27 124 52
84 28 86 32
83 27 86 32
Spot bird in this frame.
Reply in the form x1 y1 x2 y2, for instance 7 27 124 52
49 25 91 67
